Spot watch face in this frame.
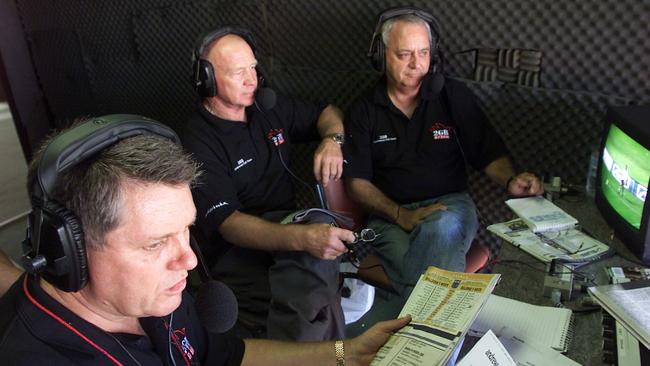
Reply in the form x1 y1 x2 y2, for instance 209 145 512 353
331 134 344 145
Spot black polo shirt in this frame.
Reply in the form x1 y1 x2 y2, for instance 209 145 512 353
183 94 325 254
343 77 508 204
0 274 245 365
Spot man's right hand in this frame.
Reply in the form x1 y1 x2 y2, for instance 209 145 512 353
396 203 447 232
347 315 412 365
296 224 355 260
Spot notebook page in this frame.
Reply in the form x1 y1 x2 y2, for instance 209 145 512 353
469 295 574 352
506 197 578 233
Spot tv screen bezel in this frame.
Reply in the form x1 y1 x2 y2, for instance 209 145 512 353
595 105 650 264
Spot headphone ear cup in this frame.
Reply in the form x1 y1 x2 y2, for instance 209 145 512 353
256 63 269 88
430 51 438 74
38 201 88 292
196 59 217 97
194 27 259 98
369 37 384 73
377 41 385 73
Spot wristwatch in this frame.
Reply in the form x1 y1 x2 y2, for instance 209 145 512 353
325 133 345 146
335 340 345 366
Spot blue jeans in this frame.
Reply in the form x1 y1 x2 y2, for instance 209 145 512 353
346 192 478 336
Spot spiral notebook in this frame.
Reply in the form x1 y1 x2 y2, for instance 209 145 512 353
506 196 578 233
469 295 574 353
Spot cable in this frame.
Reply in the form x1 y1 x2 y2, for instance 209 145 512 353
167 313 177 366
551 261 597 286
22 276 125 366
276 146 320 204
488 259 548 274
254 99 321 205
571 307 602 314
612 249 647 267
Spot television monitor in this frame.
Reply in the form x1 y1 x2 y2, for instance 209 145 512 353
595 105 650 264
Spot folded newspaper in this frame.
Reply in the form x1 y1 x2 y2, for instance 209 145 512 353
487 218 614 264
371 267 500 366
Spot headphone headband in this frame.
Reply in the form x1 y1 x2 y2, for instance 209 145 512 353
25 114 181 292
192 26 259 97
367 7 442 74
35 114 180 202
193 26 258 64
367 7 440 57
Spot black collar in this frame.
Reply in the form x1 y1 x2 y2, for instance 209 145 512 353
198 102 255 126
371 74 441 107
18 274 151 364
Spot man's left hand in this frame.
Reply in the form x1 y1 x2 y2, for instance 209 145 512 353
313 138 343 187
507 172 544 197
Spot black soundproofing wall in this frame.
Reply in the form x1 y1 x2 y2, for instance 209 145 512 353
9 0 650 258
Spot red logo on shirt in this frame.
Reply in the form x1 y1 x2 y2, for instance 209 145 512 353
170 327 195 363
428 122 453 140
267 128 285 146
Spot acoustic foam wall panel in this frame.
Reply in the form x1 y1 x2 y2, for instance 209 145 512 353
14 0 650 129
11 0 647 258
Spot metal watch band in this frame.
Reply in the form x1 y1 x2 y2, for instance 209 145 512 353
335 340 345 366
324 132 345 145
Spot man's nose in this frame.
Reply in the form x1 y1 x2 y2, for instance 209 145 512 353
409 54 420 69
244 68 257 85
170 236 198 271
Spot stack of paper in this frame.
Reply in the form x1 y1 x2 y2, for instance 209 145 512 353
466 295 581 366
588 280 650 349
469 295 574 352
505 196 578 233
371 267 500 366
487 218 614 264
457 330 517 366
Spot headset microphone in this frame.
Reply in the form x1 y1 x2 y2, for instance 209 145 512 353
188 234 239 334
424 72 445 96
254 88 320 203
368 7 446 93
195 280 239 334
255 87 277 110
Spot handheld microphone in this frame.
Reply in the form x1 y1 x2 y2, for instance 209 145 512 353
195 280 239 334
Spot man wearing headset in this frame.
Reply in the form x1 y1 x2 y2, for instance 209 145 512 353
183 28 354 341
343 7 543 330
0 117 409 365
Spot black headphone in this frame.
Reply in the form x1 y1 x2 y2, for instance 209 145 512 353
367 6 443 75
22 114 181 292
192 26 262 98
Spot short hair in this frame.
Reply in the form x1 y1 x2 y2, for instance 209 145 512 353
28 123 201 249
381 14 433 49
201 33 250 60
201 34 226 59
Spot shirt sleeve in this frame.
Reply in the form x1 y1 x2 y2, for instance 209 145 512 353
272 94 325 143
342 98 374 180
183 120 242 244
204 333 245 366
447 79 509 170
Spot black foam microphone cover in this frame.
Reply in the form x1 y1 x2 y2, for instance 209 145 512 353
426 72 445 95
255 87 277 110
195 280 239 334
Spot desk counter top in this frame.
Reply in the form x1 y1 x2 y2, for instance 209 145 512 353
488 196 644 365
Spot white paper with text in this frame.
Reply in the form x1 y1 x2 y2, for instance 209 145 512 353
371 267 500 366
